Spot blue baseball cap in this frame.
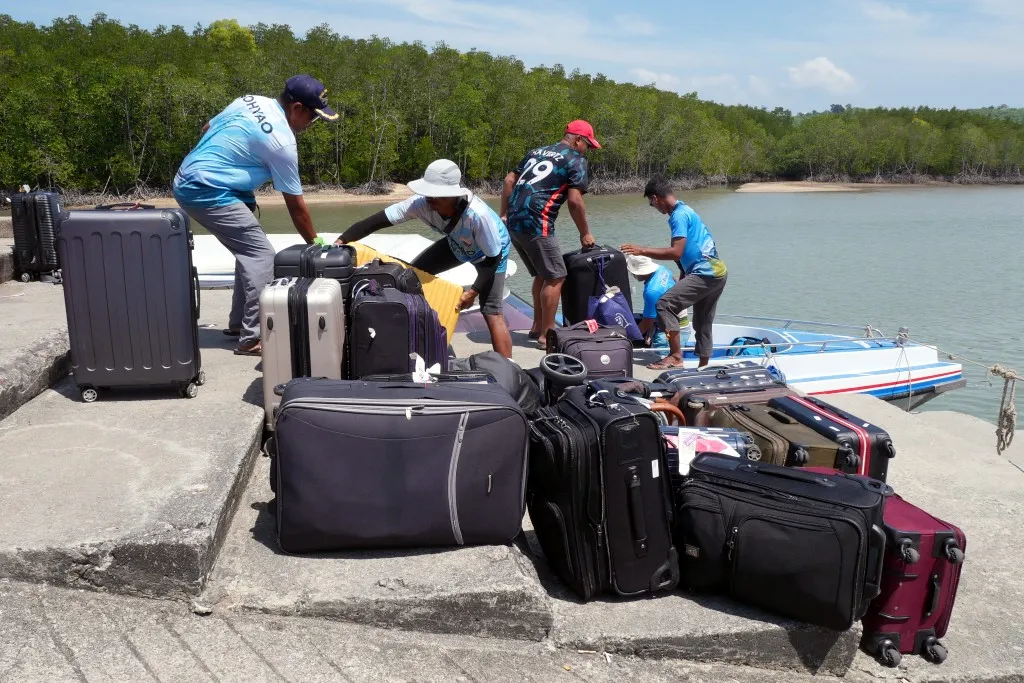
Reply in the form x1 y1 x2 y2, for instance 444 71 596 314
283 75 339 121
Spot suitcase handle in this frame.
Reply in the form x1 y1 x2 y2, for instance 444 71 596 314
192 267 201 319
925 574 942 618
864 524 887 602
94 202 156 210
766 408 796 425
737 461 839 487
626 466 649 557
651 400 686 426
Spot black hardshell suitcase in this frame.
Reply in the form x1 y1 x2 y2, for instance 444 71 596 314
11 191 63 281
561 246 633 325
348 280 447 379
655 361 785 393
57 206 203 401
273 378 529 552
546 322 633 379
677 453 888 630
527 382 679 601
767 395 895 482
274 243 357 291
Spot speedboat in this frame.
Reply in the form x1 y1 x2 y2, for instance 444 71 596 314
192 232 964 410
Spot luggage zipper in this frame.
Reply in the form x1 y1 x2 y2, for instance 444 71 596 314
278 398 510 417
448 412 469 545
726 526 738 561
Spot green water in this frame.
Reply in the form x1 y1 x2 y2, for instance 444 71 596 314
246 186 1024 424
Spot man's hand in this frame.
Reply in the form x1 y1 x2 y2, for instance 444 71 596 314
458 290 478 311
333 237 346 246
580 232 596 249
620 244 642 256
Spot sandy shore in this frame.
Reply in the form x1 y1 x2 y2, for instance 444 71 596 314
62 185 418 210
734 180 932 193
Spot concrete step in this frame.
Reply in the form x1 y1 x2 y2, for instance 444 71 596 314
0 279 70 421
0 289 265 600
3 579 884 683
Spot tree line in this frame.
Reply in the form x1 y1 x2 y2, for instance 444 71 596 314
2 14 1023 198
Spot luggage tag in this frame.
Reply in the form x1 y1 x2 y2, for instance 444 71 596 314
410 353 442 384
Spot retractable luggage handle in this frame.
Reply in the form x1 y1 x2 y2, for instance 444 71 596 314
192 266 201 319
94 202 156 210
626 465 649 557
864 524 887 602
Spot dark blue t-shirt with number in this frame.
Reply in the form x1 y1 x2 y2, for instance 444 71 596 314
507 142 589 237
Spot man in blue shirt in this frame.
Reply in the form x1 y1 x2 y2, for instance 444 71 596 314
173 75 337 355
626 254 691 349
338 159 514 357
500 120 599 344
621 175 727 369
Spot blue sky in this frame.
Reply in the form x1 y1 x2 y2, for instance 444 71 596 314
6 0 1023 112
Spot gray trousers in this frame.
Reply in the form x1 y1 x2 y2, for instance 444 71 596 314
181 202 274 345
656 274 728 358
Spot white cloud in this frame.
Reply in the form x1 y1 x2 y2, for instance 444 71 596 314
631 68 681 89
787 57 857 94
615 15 657 36
860 1 928 25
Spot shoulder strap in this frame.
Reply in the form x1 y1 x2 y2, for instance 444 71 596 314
443 198 469 235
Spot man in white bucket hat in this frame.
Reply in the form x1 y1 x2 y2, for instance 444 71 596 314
337 159 513 357
626 254 691 350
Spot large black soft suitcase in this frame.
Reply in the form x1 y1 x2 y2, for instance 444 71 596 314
527 382 679 601
677 453 888 630
348 280 447 379
57 206 204 402
274 243 357 291
11 191 63 282
561 246 633 325
449 351 544 415
546 322 633 379
767 395 895 482
273 378 529 552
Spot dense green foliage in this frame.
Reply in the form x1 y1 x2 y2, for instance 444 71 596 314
2 14 1023 194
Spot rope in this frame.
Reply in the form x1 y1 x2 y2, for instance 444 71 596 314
990 364 1017 455
906 339 1017 455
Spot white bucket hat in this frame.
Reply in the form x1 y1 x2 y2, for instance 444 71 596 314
626 254 659 277
407 159 472 198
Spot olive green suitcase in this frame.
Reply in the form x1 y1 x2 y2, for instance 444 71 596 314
709 403 858 470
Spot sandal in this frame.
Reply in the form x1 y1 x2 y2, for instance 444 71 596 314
234 341 262 356
647 356 684 370
527 330 542 340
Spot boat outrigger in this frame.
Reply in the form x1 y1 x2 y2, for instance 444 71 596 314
192 232 965 411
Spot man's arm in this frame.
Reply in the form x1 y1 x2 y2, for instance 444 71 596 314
282 193 318 244
499 171 519 221
201 122 210 135
566 188 596 248
621 237 685 261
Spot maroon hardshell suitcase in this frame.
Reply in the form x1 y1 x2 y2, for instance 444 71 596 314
862 493 966 667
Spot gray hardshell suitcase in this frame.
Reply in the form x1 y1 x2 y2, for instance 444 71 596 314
273 378 530 553
57 207 204 401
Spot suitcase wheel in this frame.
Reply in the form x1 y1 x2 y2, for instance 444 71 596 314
839 450 859 471
791 447 810 467
922 636 948 664
80 387 99 403
877 639 902 667
898 538 921 564
20 272 32 283
181 382 199 399
540 353 587 386
943 539 965 565
196 371 207 387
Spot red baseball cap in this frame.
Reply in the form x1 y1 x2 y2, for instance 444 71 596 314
566 120 602 149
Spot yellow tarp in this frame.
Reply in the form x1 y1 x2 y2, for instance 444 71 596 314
349 242 463 345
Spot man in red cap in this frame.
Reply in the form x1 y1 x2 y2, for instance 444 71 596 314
501 120 599 344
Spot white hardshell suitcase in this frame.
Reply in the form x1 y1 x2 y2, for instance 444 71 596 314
260 277 345 429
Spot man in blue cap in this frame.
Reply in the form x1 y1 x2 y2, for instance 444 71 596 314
173 75 338 355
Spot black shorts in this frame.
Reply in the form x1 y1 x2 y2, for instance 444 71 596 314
510 231 567 280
